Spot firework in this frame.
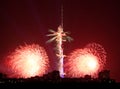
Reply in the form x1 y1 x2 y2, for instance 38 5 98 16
64 43 106 78
47 25 73 78
5 44 49 78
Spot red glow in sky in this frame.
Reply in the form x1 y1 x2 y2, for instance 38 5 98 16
0 0 120 82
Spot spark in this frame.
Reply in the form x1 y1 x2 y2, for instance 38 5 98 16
64 43 106 78
46 25 73 78
5 44 49 78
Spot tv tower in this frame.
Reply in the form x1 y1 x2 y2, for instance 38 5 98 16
46 4 73 78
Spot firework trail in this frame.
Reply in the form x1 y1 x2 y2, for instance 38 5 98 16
64 43 107 78
46 25 73 78
4 44 49 78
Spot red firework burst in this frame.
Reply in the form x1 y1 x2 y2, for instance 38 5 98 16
64 43 106 78
5 44 49 78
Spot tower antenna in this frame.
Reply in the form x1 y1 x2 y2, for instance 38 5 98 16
61 4 63 28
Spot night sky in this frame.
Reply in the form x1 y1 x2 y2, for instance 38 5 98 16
0 0 120 82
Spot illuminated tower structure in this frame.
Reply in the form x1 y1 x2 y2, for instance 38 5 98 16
46 5 73 78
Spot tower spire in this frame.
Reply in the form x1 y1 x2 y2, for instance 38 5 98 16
61 4 63 28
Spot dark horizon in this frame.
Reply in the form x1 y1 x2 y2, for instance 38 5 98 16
0 70 118 88
0 0 120 82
